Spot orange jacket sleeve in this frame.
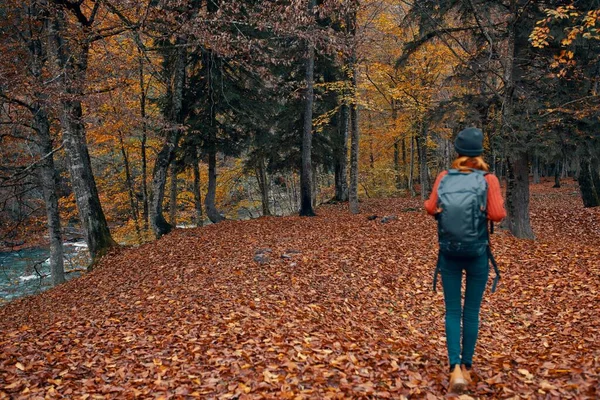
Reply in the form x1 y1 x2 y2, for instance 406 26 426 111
424 171 506 222
424 171 448 215
484 174 506 222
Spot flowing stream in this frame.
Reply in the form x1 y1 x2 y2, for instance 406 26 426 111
0 242 89 304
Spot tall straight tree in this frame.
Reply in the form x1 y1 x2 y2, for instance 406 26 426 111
300 0 317 217
47 0 115 262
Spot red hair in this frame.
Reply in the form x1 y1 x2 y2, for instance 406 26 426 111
451 156 489 172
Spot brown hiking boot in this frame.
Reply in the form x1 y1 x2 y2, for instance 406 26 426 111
449 364 467 393
461 365 472 384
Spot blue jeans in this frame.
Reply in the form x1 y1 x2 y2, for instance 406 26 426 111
439 252 489 367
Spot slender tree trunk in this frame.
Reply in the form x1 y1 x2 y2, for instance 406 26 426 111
408 133 416 196
205 149 225 223
392 103 401 190
300 0 317 217
506 153 535 239
419 122 430 199
401 134 408 188
118 131 141 240
48 11 115 263
192 149 203 227
139 54 149 231
334 104 349 201
255 158 272 216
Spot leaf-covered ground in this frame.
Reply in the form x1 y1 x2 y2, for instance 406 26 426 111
1 182 599 399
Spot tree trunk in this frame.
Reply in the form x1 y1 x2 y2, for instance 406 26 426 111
205 149 225 223
349 88 360 214
34 106 65 286
334 104 349 201
392 103 401 190
29 4 64 286
402 134 408 188
48 11 115 263
533 153 540 184
150 37 186 238
192 149 203 226
419 123 430 199
578 158 600 207
300 1 317 217
348 4 360 215
169 165 177 226
255 158 272 216
150 132 178 237
553 161 561 188
592 159 600 201
501 0 534 239
139 54 149 231
505 153 535 239
408 133 416 196
118 131 141 241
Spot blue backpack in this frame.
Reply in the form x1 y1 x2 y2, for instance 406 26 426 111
432 169 500 292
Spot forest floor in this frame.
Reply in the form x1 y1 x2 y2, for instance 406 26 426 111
1 180 599 399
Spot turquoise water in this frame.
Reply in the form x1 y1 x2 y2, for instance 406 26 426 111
0 243 89 303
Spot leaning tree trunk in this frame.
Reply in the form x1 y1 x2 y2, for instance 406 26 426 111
578 158 600 207
48 12 115 263
300 1 317 217
505 153 535 239
334 104 349 201
205 149 225 223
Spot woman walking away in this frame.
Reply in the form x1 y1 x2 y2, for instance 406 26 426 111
424 127 506 393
